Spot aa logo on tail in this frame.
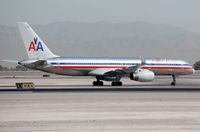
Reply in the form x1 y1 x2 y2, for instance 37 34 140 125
28 37 44 51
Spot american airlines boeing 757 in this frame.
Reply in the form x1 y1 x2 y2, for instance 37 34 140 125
17 22 194 86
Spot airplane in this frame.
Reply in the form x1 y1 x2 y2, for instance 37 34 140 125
15 22 194 86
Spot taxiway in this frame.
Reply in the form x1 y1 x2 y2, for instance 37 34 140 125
0 71 200 132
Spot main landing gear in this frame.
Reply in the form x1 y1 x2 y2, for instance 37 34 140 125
93 76 123 86
93 76 104 86
111 73 122 86
171 75 176 86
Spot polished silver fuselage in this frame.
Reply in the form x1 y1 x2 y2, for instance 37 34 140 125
20 57 194 77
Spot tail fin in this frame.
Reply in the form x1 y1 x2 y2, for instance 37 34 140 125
18 22 58 59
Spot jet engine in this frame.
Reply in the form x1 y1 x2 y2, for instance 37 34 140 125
130 69 155 82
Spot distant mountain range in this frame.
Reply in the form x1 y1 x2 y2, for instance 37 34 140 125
0 21 200 67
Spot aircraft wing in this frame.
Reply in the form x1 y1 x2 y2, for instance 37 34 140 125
121 65 138 73
88 65 138 76
89 68 118 76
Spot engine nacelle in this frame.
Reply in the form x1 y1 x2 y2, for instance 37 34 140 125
130 69 155 82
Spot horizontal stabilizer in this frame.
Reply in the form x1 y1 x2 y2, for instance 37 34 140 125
1 59 18 63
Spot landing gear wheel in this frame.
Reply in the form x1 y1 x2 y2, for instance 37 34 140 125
171 82 175 86
93 81 104 86
111 81 122 86
111 82 117 86
93 81 97 86
99 81 103 86
117 81 122 86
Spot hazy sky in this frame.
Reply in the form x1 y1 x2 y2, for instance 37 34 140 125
1 0 200 33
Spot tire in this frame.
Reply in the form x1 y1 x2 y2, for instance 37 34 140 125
118 81 122 86
93 81 97 86
171 82 175 86
99 81 104 86
93 81 104 86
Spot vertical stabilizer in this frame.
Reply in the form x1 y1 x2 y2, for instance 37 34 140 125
18 22 58 59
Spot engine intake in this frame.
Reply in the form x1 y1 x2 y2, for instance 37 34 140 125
130 69 155 82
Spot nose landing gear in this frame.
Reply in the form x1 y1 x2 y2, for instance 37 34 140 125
171 75 176 86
